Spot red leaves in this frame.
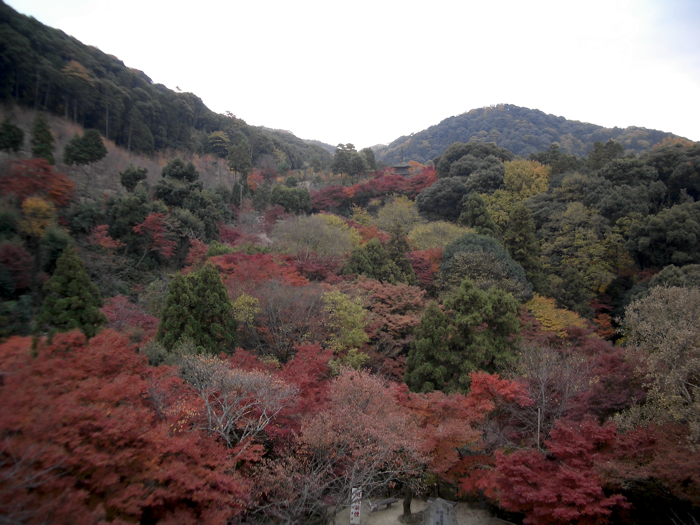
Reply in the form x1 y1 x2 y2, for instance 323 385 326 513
184 237 209 269
0 243 33 290
311 167 438 213
88 224 124 252
101 295 159 338
496 417 628 525
213 252 308 292
0 331 249 522
0 159 75 207
132 212 176 259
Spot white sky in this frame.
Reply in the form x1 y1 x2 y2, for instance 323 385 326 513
6 0 700 149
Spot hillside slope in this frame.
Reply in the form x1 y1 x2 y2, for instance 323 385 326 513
375 104 683 164
0 1 331 168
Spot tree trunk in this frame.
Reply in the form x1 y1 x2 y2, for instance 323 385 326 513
403 484 412 516
43 82 51 108
127 119 132 153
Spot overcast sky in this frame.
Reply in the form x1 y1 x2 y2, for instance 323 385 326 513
6 0 700 149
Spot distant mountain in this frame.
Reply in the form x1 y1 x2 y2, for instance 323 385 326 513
0 2 331 168
304 139 336 156
375 104 685 165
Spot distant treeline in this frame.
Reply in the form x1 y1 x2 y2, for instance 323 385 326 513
376 104 683 164
0 2 332 168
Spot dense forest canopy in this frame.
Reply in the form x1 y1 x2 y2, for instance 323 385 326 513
375 104 685 165
0 2 333 168
2 2 700 524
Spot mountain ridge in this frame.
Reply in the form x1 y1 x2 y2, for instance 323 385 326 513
374 104 686 165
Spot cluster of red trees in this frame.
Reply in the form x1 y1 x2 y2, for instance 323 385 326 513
311 166 437 213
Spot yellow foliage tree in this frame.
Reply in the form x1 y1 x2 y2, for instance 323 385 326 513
231 293 261 325
525 293 588 338
482 190 522 232
322 290 369 352
504 159 551 199
408 221 473 250
19 196 54 238
350 204 373 227
316 214 362 247
375 195 423 234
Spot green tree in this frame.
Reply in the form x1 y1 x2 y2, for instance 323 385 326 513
416 177 469 222
162 157 199 182
586 139 624 171
625 202 700 268
269 184 312 214
502 204 546 292
0 117 24 153
404 278 521 393
208 131 230 158
227 140 253 201
156 262 235 354
35 245 106 338
331 143 367 176
344 238 405 284
458 193 500 237
63 129 107 166
360 147 377 171
119 165 148 193
30 113 54 164
386 222 417 285
376 196 423 234
403 301 454 393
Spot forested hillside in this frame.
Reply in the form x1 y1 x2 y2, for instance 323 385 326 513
375 104 683 165
0 1 332 169
2 2 700 523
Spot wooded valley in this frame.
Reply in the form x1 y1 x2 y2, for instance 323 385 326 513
1 3 700 524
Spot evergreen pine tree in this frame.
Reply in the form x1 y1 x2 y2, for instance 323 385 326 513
35 245 106 338
386 222 417 285
404 301 454 393
344 238 406 284
0 118 24 153
31 113 55 165
156 272 200 351
156 262 236 354
191 261 236 353
503 204 548 293
458 193 499 238
404 278 520 393
63 129 107 167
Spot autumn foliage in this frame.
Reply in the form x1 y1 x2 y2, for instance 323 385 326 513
0 158 75 207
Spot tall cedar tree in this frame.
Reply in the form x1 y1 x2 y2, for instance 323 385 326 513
458 193 500 237
35 245 107 338
404 278 520 393
502 204 547 292
386 222 417 285
157 262 236 354
344 238 405 284
30 113 54 164
63 129 107 166
0 118 23 153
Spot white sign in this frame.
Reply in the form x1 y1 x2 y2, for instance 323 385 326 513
350 488 362 525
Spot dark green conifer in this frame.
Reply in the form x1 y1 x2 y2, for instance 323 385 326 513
503 204 547 292
458 193 499 238
404 278 520 393
31 113 55 164
156 262 235 354
344 238 406 284
0 118 24 153
386 222 417 285
35 245 106 338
